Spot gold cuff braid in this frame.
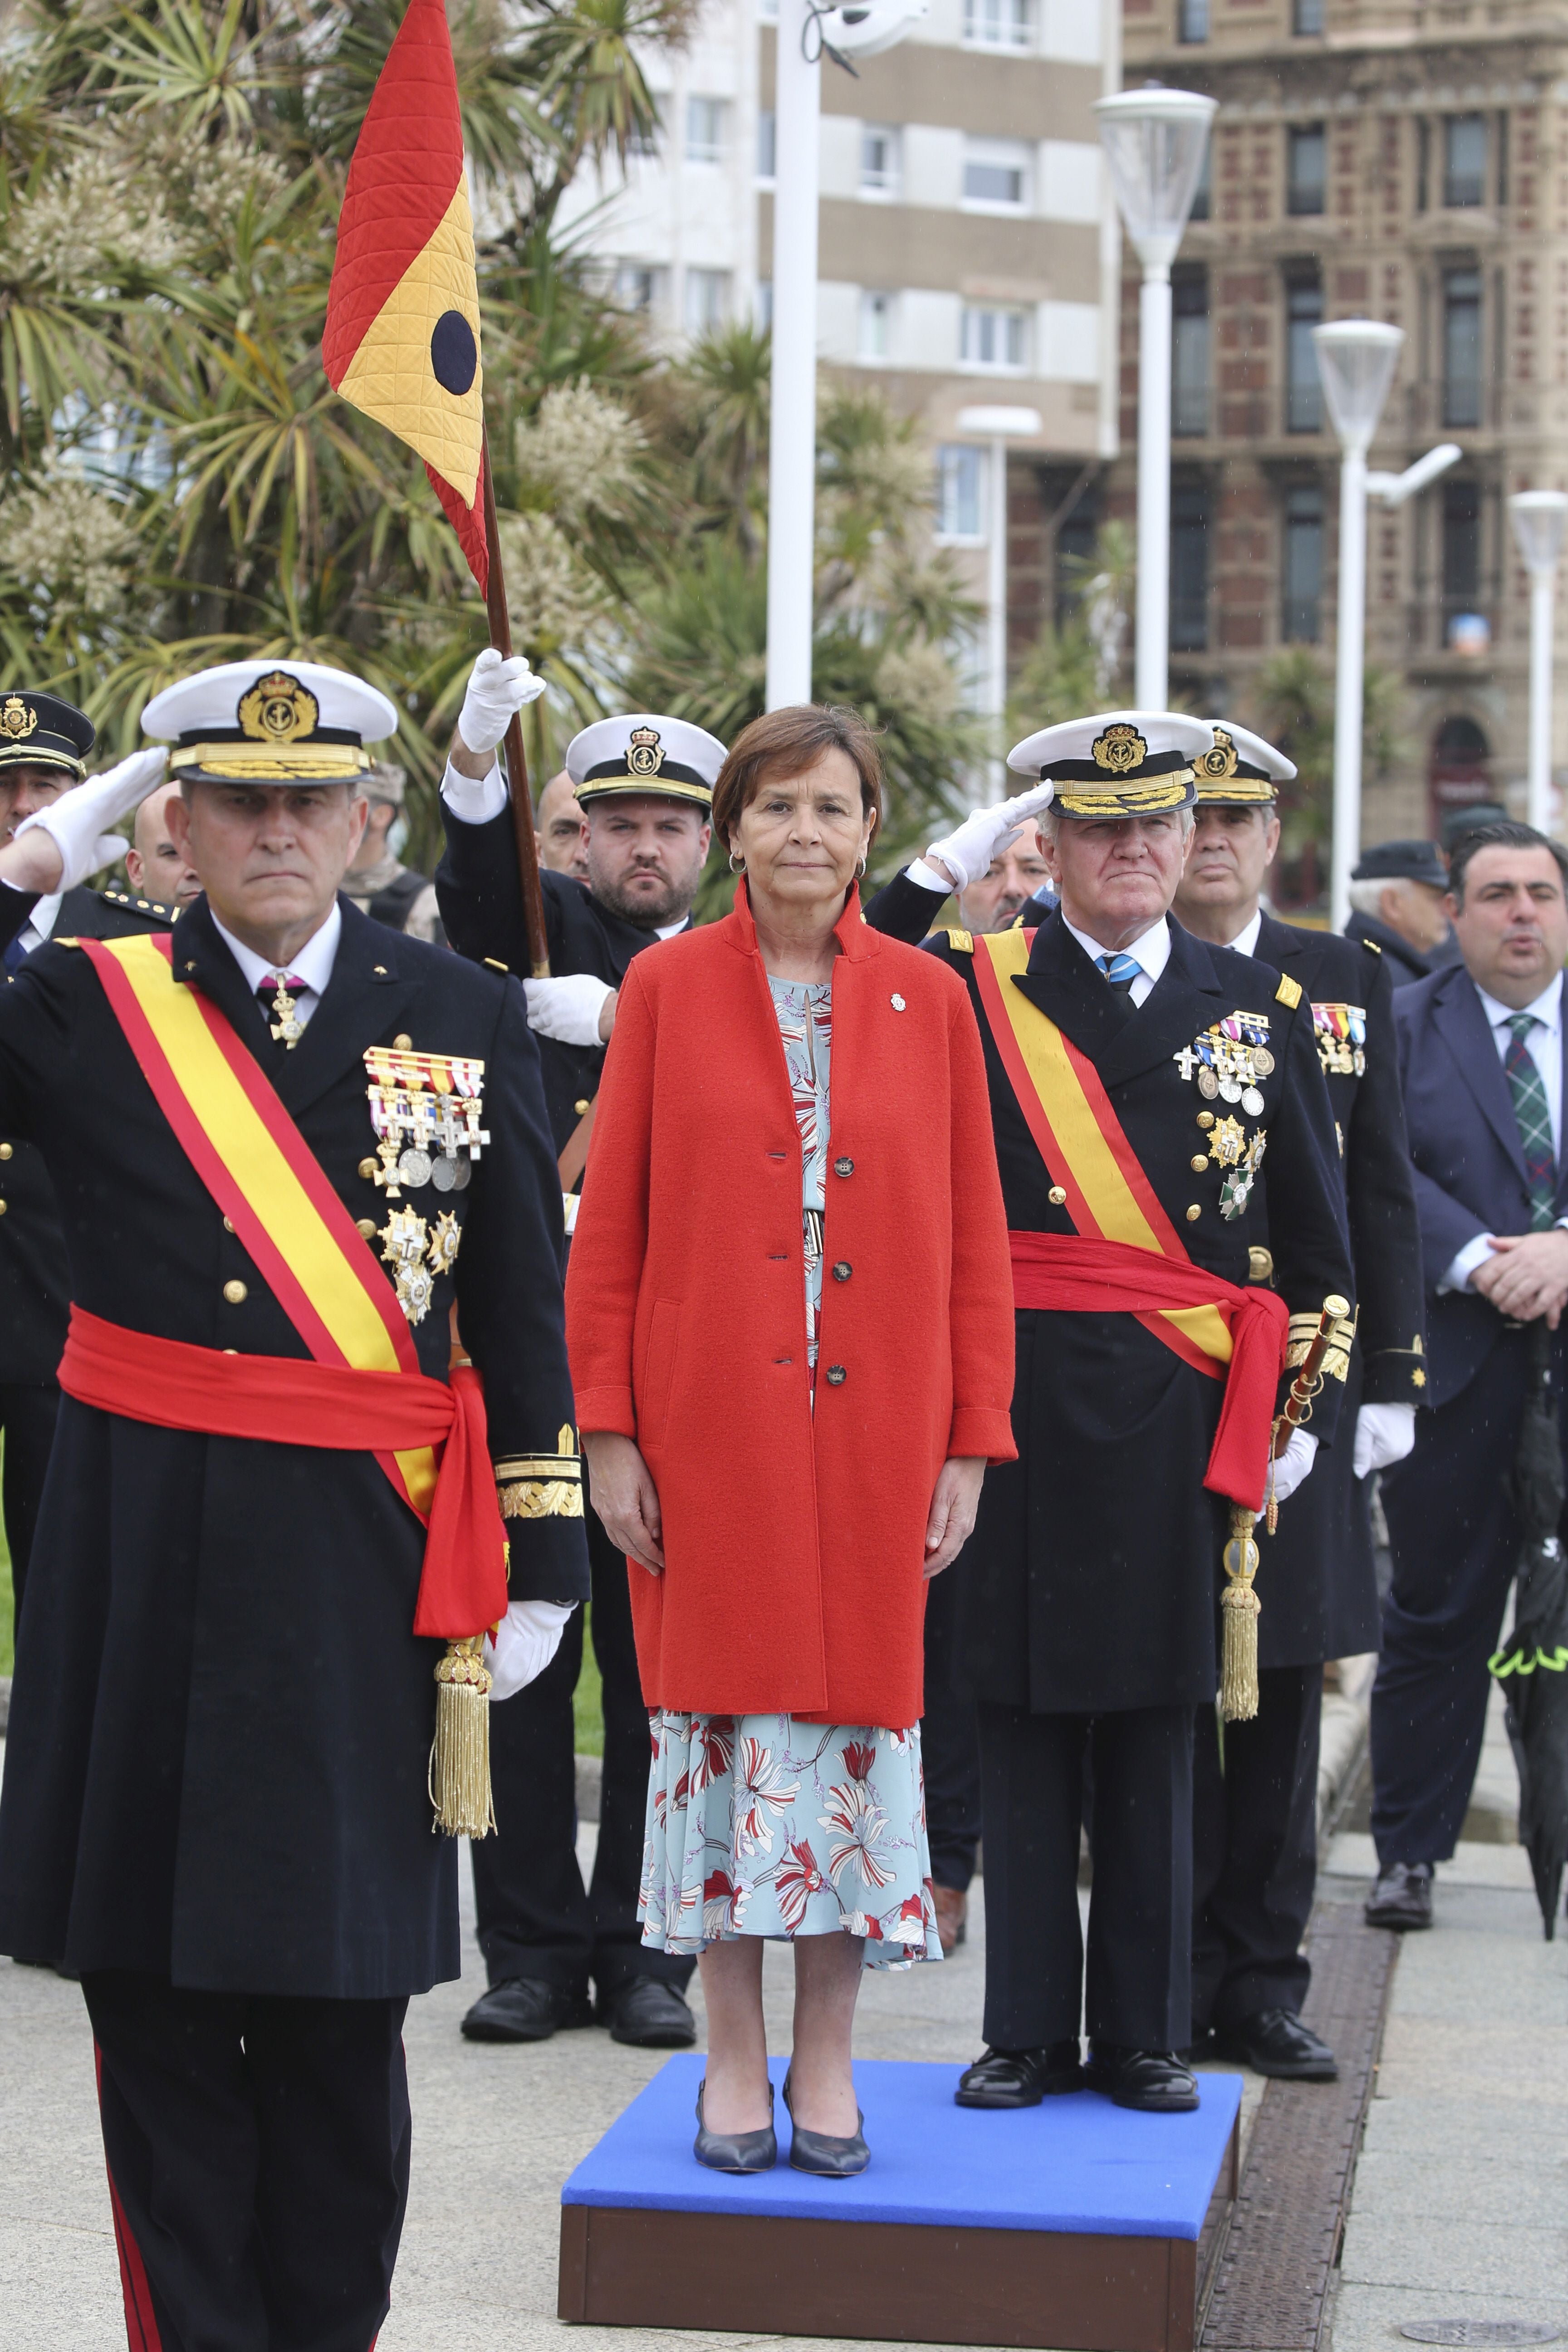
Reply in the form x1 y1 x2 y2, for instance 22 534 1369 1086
1285 1307 1357 1383
494 1426 583 1521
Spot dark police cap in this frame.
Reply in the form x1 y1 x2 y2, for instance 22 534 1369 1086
1351 838 1448 889
0 690 95 780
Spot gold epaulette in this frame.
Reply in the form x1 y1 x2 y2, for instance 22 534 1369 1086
494 1423 584 1519
1275 974 1303 1009
1285 1303 1357 1382
483 957 509 975
943 928 974 954
1362 936 1382 954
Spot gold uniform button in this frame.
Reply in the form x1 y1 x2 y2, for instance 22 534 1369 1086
1048 1185 1068 1206
223 1215 235 1233
393 1033 412 1049
223 1279 248 1304
1191 1155 1208 1172
0 1143 11 1160
373 965 388 976
359 1157 378 1181
574 1099 591 1116
1186 1205 1201 1223
1249 1246 1274 1283
1197 1111 1215 1129
356 1218 377 1239
0 1199 9 1216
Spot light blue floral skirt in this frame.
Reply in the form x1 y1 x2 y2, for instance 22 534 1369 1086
639 1713 942 1970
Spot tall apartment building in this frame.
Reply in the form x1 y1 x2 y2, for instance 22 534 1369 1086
557 0 1120 629
1057 0 1568 858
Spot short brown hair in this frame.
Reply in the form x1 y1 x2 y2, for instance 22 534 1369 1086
711 704 884 844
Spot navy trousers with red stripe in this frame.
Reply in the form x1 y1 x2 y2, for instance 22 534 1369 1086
83 1972 410 2352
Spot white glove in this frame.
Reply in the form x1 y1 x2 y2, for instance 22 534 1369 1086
1354 1401 1416 1481
924 784 1057 892
524 973 612 1046
485 1599 576 1702
1257 1428 1318 1519
15 748 167 891
456 648 546 760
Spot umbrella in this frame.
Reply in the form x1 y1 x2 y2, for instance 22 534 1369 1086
1492 1319 1568 1938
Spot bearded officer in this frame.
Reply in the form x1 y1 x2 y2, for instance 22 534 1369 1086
1172 723 1425 2079
436 650 724 2052
0 659 588 2352
0 690 185 1636
906 713 1352 2114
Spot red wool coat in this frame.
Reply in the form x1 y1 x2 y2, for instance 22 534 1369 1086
564 885 1016 1728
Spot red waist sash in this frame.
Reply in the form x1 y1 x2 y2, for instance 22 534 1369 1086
59 1306 507 1640
1008 1231 1289 1512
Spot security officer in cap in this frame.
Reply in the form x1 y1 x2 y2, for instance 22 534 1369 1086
0 655 587 2350
886 712 1352 2113
1346 838 1456 987
0 689 181 1633
341 757 445 941
436 647 724 2052
1172 723 1425 2078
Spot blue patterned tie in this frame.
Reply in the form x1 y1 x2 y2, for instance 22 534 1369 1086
1096 951 1141 996
1504 1014 1557 1229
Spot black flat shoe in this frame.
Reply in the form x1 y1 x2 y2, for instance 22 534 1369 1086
782 2068 870 2176
599 1978 697 2048
1215 2007 1338 2081
1365 1861 1433 1931
1084 2044 1199 2112
460 1977 593 2043
955 2040 1084 2107
694 2078 777 2173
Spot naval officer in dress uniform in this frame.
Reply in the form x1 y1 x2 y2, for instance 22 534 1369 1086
1172 723 1425 2078
0 658 588 2352
436 651 725 2051
0 690 183 1633
902 713 1352 2113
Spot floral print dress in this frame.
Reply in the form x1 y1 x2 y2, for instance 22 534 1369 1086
637 976 941 1969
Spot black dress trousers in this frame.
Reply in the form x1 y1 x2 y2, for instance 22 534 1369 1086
82 1970 410 2352
1190 1665 1321 2037
0 1380 59 1628
977 1702 1193 2052
472 1494 694 1998
921 1558 983 1895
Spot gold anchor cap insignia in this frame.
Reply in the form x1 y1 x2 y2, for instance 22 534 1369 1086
1197 728 1239 780
237 670 320 745
625 725 664 778
1092 722 1148 776
0 696 38 743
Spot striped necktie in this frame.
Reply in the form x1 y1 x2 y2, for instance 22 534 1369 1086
1096 951 1141 997
1504 1013 1557 1229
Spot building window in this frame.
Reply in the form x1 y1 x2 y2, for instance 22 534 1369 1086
962 0 1033 50
859 291 894 362
1416 118 1430 212
1293 0 1324 31
1285 275 1324 432
962 137 1031 211
614 263 666 314
1497 112 1509 206
1442 479 1482 639
1178 0 1209 40
1282 483 1323 642
683 268 730 336
936 445 985 542
1443 267 1482 428
755 280 773 331
1170 480 1210 652
757 110 775 181
1443 114 1486 208
960 304 1028 372
861 124 901 199
1190 142 1211 223
1287 125 1326 216
1172 270 1209 438
685 97 727 165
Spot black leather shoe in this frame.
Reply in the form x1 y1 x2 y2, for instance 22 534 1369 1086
1215 2008 1338 2081
1083 2045 1200 2112
782 2069 870 2176
955 2040 1084 2107
1365 1861 1434 1931
460 1977 593 2043
599 1977 697 2048
695 2078 776 2173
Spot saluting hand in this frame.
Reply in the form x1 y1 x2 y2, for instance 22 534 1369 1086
923 1456 987 1579
581 1430 666 1576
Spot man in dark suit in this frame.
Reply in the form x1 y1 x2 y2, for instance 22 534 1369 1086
1368 819 1568 1929
0 658 588 2349
1172 725 1426 2074
1345 839 1456 988
436 653 725 2051
0 691 186 1635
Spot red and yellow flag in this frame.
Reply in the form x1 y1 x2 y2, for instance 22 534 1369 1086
323 0 489 590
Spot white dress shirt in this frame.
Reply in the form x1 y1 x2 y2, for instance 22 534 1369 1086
1442 968 1566 1292
440 757 508 826
1221 909 1264 960
211 902 342 1034
1060 913 1171 1008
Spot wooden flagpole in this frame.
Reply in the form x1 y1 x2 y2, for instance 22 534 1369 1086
480 425 551 977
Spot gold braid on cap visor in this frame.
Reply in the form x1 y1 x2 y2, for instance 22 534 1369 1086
1050 769 1195 818
170 744 370 782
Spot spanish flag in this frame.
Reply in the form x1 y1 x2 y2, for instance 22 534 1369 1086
323 0 489 591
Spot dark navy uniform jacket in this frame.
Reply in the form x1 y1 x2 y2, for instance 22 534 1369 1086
0 891 588 1998
434 807 689 1156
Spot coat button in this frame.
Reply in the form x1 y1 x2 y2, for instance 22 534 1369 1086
393 1033 412 1049
575 1099 591 1115
356 1218 377 1239
0 1199 9 1216
223 1215 235 1232
826 1365 847 1385
223 1279 248 1303
832 1261 852 1282
0 1143 11 1160
359 1157 378 1180
1197 1111 1215 1129
1191 1155 1208 1171
1185 1205 1200 1223
1048 1185 1067 1206
833 1156 854 1178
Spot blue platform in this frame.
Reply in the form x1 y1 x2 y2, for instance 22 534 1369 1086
562 2055 1242 2239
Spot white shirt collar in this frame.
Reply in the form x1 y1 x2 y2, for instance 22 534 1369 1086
20 889 64 951
211 900 343 1004
1476 969 1564 1034
1222 909 1264 960
1061 911 1171 984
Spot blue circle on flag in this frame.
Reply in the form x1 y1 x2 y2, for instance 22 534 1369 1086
431 311 477 397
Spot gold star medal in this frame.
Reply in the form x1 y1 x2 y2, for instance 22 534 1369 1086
269 978 304 1049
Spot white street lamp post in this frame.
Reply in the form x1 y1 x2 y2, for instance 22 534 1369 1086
1508 491 1568 836
956 404 1042 771
1095 83 1217 710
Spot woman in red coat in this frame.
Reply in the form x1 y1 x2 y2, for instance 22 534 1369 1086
566 705 1015 2177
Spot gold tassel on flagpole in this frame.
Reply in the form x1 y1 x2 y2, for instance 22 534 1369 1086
1220 1504 1261 1722
429 1637 496 1838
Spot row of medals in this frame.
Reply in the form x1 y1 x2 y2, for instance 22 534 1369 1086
362 1048 490 1323
1175 1022 1272 1221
